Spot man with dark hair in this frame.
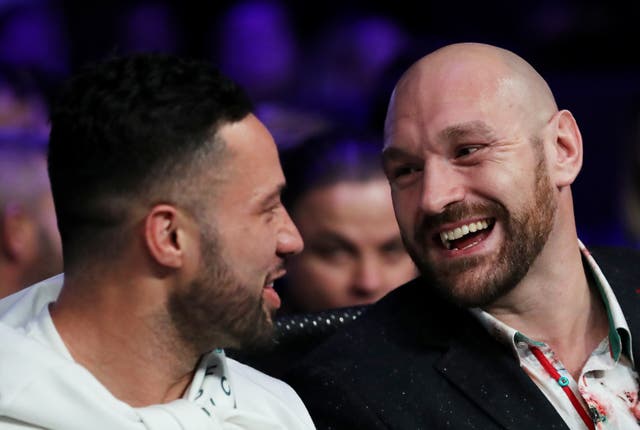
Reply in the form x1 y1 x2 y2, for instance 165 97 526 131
277 132 416 313
285 43 640 429
230 132 416 379
0 53 314 429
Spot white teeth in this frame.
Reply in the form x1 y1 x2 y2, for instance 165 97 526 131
439 219 492 249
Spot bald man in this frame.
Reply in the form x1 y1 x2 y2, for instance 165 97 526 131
284 43 640 429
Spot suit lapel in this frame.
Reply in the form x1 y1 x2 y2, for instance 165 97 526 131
432 321 569 430
590 248 640 363
405 247 640 429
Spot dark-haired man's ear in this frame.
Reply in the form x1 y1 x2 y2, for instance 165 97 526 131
144 205 188 269
548 109 583 188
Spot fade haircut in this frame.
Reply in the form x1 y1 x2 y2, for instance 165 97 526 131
49 53 252 267
280 131 385 213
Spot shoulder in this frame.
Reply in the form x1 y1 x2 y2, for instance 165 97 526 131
589 246 640 297
0 416 40 429
0 274 63 326
227 356 301 400
290 276 461 362
281 278 478 429
226 357 316 429
588 245 640 317
589 246 640 274
283 276 466 392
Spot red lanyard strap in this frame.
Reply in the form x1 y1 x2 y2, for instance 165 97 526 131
529 346 595 430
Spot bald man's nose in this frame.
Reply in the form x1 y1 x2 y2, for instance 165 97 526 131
420 159 465 214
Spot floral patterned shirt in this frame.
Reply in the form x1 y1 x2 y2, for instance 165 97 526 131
471 241 640 429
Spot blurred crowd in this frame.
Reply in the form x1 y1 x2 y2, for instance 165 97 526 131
1 3 640 426
1 0 640 302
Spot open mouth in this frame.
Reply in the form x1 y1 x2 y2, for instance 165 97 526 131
264 269 286 289
263 271 286 309
438 218 495 250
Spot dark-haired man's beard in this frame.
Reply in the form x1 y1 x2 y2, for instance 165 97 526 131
404 155 557 309
168 227 273 356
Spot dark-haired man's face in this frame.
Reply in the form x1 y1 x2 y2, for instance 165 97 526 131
170 114 303 351
169 224 274 352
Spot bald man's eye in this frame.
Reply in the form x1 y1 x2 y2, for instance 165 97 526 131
455 145 482 158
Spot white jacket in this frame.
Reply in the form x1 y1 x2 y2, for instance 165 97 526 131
0 276 315 429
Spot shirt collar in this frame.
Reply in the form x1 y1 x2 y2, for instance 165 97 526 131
470 240 634 364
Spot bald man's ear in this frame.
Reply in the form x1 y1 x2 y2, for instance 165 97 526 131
547 109 583 187
144 205 189 269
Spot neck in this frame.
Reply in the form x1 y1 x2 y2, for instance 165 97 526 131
484 239 608 379
50 272 200 407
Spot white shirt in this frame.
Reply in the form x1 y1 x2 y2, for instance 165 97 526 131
471 241 640 429
0 275 316 430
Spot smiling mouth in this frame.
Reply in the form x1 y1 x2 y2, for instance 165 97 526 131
265 269 286 288
438 218 495 250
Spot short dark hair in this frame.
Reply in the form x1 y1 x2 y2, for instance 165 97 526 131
280 131 385 213
49 53 252 266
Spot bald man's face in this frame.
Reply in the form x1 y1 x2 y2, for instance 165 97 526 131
382 51 557 307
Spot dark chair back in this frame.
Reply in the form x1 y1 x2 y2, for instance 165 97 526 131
227 305 369 378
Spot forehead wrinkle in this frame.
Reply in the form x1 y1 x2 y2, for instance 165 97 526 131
385 43 561 165
438 121 497 143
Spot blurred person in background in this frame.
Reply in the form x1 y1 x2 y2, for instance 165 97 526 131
0 64 51 136
227 131 416 378
0 66 61 298
0 1 69 99
299 13 409 129
0 129 62 298
277 132 417 314
213 0 298 104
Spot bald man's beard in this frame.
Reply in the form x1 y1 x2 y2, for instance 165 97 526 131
168 227 274 356
404 145 556 308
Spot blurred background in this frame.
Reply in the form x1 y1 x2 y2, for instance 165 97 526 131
1 0 640 248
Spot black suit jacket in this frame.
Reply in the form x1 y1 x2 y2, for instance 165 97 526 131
284 247 640 429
